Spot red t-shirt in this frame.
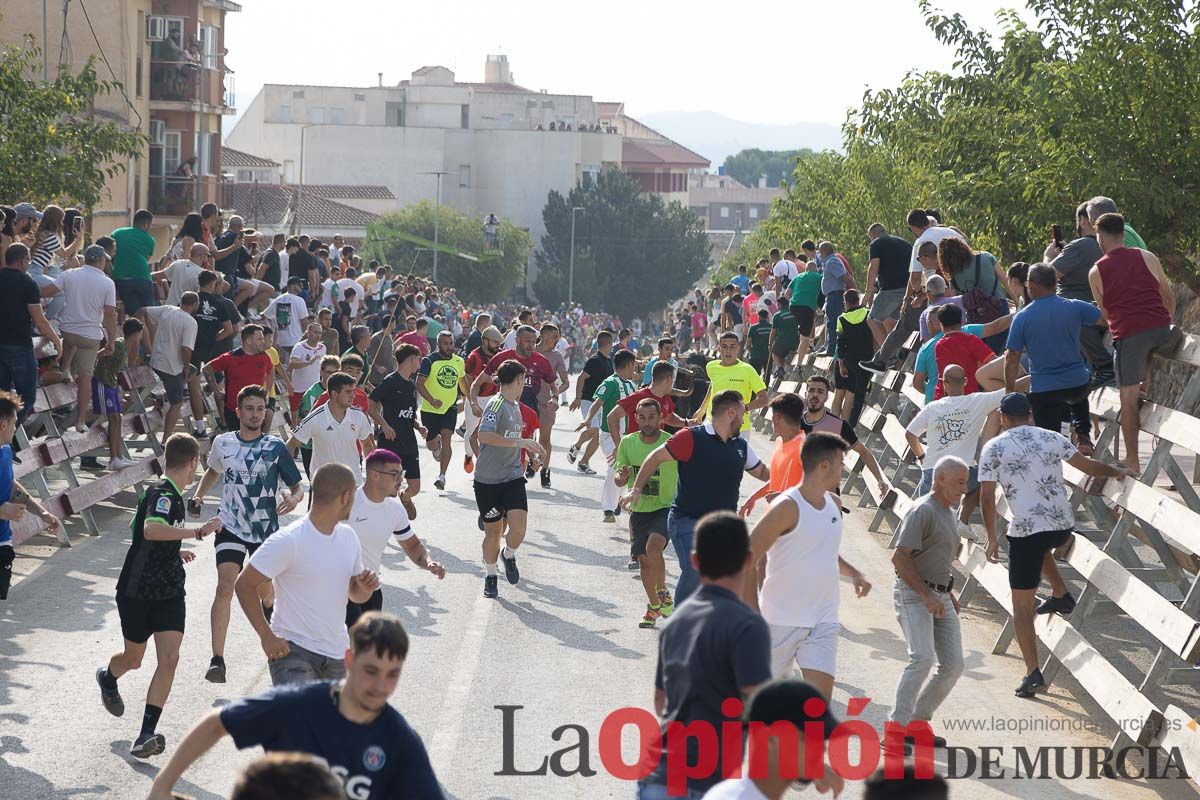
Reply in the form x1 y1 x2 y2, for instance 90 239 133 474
466 347 497 397
933 331 995 399
314 387 371 415
484 349 555 407
209 349 274 411
396 330 430 356
519 402 539 466
616 388 675 432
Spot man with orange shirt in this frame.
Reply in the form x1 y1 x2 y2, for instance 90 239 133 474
740 392 806 517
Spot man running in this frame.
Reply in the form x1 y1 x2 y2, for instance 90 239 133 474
369 343 426 508
534 323 570 488
206 323 274 433
612 398 676 628
463 325 504 473
96 433 222 758
346 449 445 626
147 613 442 800
740 392 807 517
295 355 340 479
416 330 467 491
288 372 375 485
568 329 615 476
190 385 304 684
608 360 688 447
475 360 545 599
798 375 890 498
470 324 555 428
696 331 768 438
579 349 638 523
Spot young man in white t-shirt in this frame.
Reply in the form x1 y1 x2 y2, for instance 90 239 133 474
287 372 374 485
286 322 326 417
262 277 310 353
906 208 964 278
346 449 445 626
746 433 871 701
234 462 380 685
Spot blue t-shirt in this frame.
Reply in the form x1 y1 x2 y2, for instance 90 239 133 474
1007 295 1101 392
730 274 751 296
914 324 985 403
221 681 443 800
0 445 12 546
642 356 678 386
207 432 302 544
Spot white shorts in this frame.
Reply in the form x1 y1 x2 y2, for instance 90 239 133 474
768 621 840 678
582 399 601 429
241 277 269 294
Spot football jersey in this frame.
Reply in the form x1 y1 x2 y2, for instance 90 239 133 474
207 432 303 544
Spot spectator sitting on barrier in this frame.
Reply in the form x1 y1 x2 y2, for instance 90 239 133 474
1089 212 1180 476
931 304 996 401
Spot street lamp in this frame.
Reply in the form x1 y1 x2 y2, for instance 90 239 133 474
296 124 316 233
569 206 584 305
420 171 449 283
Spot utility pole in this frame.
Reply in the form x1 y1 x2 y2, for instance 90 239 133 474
419 171 449 283
296 125 311 234
569 206 584 305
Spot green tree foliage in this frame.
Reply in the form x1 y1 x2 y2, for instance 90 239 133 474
721 148 816 189
0 36 146 209
722 0 1200 287
364 201 529 303
534 168 710 317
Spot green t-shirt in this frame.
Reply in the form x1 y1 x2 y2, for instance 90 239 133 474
93 337 128 389
613 430 677 513
425 317 444 340
298 381 325 451
789 270 823 308
1124 224 1147 250
110 226 156 281
746 322 772 364
772 308 800 352
594 373 636 433
417 352 465 413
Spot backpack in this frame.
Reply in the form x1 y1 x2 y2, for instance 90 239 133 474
952 254 1007 324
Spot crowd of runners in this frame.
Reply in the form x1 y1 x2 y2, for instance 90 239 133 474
0 193 1180 798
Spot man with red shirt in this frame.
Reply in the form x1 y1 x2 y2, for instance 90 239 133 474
469 325 555 414
932 305 996 400
463 325 504 475
313 353 370 415
397 317 431 357
206 324 274 432
607 361 688 450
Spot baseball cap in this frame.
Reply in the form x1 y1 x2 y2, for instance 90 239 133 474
13 203 42 221
1000 392 1032 417
745 679 839 740
83 244 109 263
481 325 504 342
925 274 947 295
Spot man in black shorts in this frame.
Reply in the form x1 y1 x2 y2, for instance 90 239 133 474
188 270 235 438
96 433 222 758
369 343 427 507
416 330 468 492
798 375 890 499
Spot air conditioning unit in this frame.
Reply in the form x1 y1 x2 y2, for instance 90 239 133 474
146 15 165 42
149 120 165 145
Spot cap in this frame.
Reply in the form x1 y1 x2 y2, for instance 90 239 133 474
745 679 839 740
925 274 947 295
1000 392 1032 417
83 244 109 263
13 203 42 221
481 325 504 342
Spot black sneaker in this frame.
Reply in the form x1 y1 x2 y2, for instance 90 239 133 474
130 732 166 758
205 656 226 684
483 574 498 598
96 668 124 717
567 445 579 464
1015 668 1045 698
79 456 103 470
603 511 616 523
525 464 535 480
859 358 887 375
578 463 597 475
455 425 466 437
1036 592 1076 616
501 551 520 585
540 469 551 488
434 475 446 491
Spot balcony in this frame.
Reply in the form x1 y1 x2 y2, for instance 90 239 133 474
149 175 221 218
150 60 201 104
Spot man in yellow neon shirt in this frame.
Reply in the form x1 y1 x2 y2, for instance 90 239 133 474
416 330 468 491
740 392 806 517
693 330 768 437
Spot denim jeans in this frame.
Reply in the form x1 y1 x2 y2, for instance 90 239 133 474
823 291 844 355
636 781 705 800
268 640 347 686
875 298 923 364
0 344 37 423
667 510 700 603
891 582 964 725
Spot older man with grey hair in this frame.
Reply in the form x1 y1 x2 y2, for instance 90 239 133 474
887 455 969 753
816 241 855 356
154 242 210 306
1086 196 1148 250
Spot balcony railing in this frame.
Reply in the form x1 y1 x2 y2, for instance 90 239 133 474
150 60 201 103
149 175 221 217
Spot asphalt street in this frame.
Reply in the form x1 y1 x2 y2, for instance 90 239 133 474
2 409 1197 799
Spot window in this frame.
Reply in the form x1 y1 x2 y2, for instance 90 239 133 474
354 92 366 102
749 207 759 219
293 89 305 99
330 107 344 124
385 101 404 126
163 18 184 55
198 24 218 69
309 106 325 124
163 130 181 175
237 169 253 182
283 160 295 182
278 104 291 123
195 132 217 175
459 165 470 188
720 206 729 218
461 104 470 129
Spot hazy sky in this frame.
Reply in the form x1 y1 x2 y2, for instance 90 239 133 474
224 1 1028 131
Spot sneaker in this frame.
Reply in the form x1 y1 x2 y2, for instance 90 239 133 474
603 511 616 523
578 463 597 475
464 455 474 474
456 425 466 437
627 557 639 571
525 464 536 480
1015 668 1045 698
501 551 520 585
96 668 124 717
1035 592 1076 616
205 657 226 684
108 456 138 470
434 475 446 491
540 469 551 488
400 495 417 520
859 358 887 375
567 445 579 464
639 605 662 629
79 456 103 470
657 589 675 618
130 732 166 759
483 574 499 598
430 440 442 460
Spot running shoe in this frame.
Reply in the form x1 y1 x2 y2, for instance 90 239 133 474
483 574 499 598
858 358 887 375
525 464 536 480
79 456 103 470
205 656 226 684
501 551 520 585
434 475 446 491
540 469 551 488
657 589 675 618
603 511 616 523
639 605 662 629
456 425 466 437
1014 668 1045 698
568 445 579 464
627 557 639 571
1036 592 1076 616
130 732 166 759
464 455 474 474
108 456 138 470
578 463 597 475
430 439 442 460
95 668 124 717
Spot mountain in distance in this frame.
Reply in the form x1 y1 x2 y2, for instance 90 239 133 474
639 110 842 171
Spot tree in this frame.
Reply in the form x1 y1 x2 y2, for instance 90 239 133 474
363 202 529 304
722 148 816 188
0 36 146 209
533 169 710 317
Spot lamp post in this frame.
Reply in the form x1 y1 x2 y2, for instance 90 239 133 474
420 171 449 283
296 124 315 233
569 206 584 306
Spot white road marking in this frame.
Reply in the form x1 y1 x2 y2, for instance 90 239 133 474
428 584 495 770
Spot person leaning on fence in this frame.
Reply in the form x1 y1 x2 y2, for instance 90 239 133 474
979 391 1135 698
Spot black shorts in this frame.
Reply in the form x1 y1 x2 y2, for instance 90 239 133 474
771 343 796 359
835 363 870 391
117 594 186 643
474 478 529 522
376 439 421 480
346 588 384 628
422 408 458 438
1006 528 1072 590
629 508 669 558
214 527 262 568
792 305 816 337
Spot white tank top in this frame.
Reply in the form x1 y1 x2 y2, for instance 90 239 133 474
758 487 843 628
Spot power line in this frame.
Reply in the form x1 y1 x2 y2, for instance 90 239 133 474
76 0 143 128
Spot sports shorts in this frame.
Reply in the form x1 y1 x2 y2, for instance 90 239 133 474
629 508 669 558
117 594 186 643
473 478 529 522
421 408 458 438
214 527 263 568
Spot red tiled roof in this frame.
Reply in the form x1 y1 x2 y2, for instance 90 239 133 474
222 183 378 230
302 185 395 200
220 146 280 168
622 138 710 169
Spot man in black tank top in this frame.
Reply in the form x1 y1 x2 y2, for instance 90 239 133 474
799 376 890 497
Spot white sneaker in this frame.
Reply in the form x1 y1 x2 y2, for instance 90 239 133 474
74 422 88 434
108 456 138 470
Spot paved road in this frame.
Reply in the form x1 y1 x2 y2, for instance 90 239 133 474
2 410 1197 799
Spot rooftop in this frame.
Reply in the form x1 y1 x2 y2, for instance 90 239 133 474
622 138 710 169
298 185 395 200
221 146 280 168
222 183 378 230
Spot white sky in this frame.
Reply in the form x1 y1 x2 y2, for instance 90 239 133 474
224 0 1028 129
